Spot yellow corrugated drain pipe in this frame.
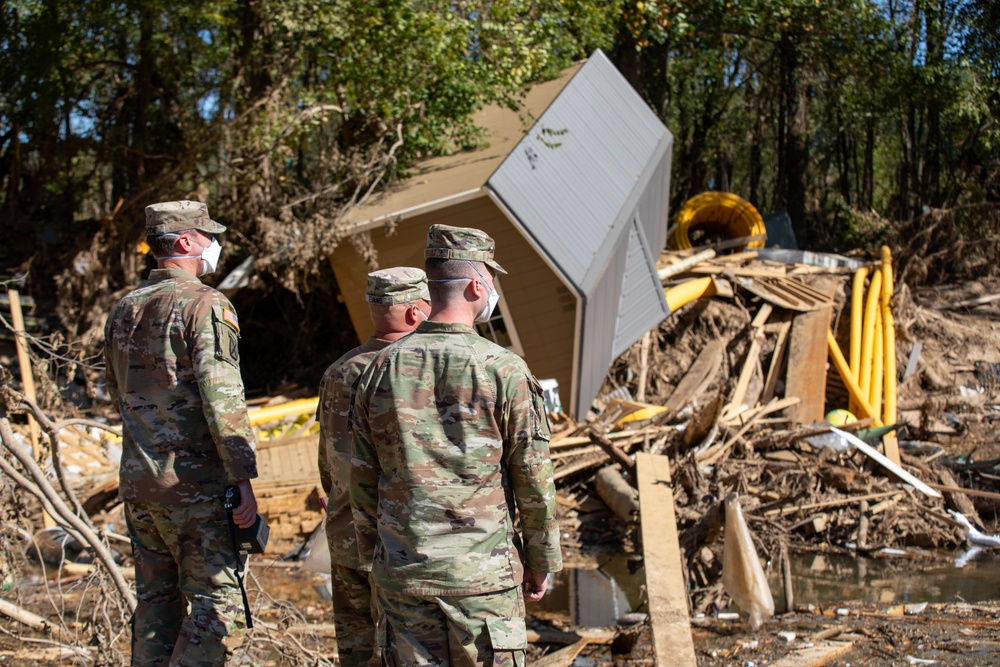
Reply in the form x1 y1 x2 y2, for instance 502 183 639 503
671 192 767 250
829 245 898 432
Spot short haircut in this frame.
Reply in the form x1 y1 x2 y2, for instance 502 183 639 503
147 234 180 258
425 258 479 302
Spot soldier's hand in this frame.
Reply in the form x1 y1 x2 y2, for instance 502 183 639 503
233 479 258 528
523 566 549 602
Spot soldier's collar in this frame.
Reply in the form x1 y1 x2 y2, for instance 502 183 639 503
415 320 475 334
147 267 200 282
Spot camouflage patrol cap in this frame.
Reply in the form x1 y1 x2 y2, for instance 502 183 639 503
425 224 507 274
366 267 431 306
145 200 227 236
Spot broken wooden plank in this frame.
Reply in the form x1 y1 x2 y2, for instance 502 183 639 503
882 433 901 467
720 396 799 427
750 303 774 328
767 641 854 667
722 331 764 420
635 452 697 667
734 275 813 311
785 304 833 423
527 628 615 645
761 320 792 403
531 639 590 667
773 276 835 303
658 339 725 421
689 265 788 279
658 248 717 281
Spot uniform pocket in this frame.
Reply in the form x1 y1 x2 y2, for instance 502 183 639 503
484 615 527 650
527 375 551 443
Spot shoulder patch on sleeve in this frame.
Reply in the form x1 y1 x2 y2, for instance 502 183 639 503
212 304 241 367
222 307 240 331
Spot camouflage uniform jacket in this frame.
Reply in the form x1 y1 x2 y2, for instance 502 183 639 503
104 268 257 505
349 320 562 596
317 336 390 571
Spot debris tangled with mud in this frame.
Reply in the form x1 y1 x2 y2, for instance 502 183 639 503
3 237 1000 665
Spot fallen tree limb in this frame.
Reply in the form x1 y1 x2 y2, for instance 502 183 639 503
0 597 63 637
0 408 137 611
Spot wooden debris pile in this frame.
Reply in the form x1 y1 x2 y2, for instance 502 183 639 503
547 239 1000 616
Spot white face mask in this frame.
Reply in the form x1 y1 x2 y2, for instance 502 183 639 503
468 262 499 324
194 238 222 276
161 233 221 276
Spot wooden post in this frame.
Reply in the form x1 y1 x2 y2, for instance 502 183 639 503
8 290 39 452
8 290 54 527
635 452 697 667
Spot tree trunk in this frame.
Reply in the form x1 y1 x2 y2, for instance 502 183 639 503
778 33 810 245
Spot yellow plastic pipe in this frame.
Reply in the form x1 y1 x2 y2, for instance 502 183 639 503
248 397 320 426
849 266 870 415
870 307 883 418
672 192 767 250
858 268 882 404
826 330 882 425
881 246 897 430
664 277 718 312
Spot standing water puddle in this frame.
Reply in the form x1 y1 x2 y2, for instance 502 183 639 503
527 549 1000 625
770 549 1000 608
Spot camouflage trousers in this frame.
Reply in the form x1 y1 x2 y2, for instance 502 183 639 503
331 563 377 667
376 586 527 667
125 500 248 667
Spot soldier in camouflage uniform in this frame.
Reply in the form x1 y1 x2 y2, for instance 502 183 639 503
104 201 259 667
317 267 430 667
350 225 562 667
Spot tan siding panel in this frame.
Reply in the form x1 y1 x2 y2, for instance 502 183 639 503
330 195 578 411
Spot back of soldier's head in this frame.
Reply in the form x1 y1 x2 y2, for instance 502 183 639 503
424 224 505 303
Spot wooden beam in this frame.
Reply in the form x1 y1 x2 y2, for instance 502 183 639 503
635 453 697 667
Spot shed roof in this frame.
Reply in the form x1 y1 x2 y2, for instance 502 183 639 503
487 50 672 294
340 63 582 231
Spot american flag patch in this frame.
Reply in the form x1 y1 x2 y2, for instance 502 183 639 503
222 307 240 331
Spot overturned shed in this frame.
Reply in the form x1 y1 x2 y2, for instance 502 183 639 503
330 50 674 419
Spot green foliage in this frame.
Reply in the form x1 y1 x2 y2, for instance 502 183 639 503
1 0 998 349
608 0 998 248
